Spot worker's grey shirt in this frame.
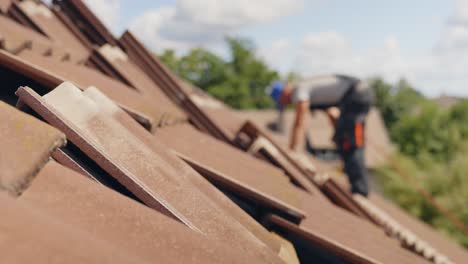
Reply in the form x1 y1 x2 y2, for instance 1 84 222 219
292 75 356 109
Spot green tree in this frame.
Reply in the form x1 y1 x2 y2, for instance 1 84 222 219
370 78 424 134
158 37 278 109
392 102 461 162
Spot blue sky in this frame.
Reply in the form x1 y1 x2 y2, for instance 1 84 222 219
84 0 468 97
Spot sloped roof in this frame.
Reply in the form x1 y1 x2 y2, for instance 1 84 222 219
0 194 146 264
20 161 266 264
0 1 465 263
16 82 282 264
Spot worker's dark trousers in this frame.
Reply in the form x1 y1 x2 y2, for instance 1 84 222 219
335 107 371 197
340 147 369 197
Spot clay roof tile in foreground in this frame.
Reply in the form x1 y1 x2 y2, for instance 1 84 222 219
0 101 65 196
0 193 147 264
79 86 282 253
19 160 264 264
15 83 283 264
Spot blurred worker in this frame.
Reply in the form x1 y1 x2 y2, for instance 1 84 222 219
268 75 375 196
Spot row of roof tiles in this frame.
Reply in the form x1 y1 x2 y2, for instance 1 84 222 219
0 1 466 263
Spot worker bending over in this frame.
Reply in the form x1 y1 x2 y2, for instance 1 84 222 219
268 75 375 196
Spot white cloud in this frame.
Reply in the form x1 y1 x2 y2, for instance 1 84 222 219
83 0 121 32
293 1 468 98
293 32 411 85
129 0 304 53
258 39 292 73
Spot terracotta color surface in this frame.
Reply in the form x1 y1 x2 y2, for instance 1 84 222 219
271 232 301 264
0 193 147 264
81 86 281 253
0 15 66 58
151 125 432 264
0 101 65 195
51 148 98 180
368 194 468 264
13 0 89 61
179 80 245 140
268 193 432 264
20 160 266 264
118 31 233 142
16 83 282 264
15 50 180 129
0 0 10 13
155 123 325 216
92 45 187 124
52 0 117 46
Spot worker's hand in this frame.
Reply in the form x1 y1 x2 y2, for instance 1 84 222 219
327 107 340 119
326 107 340 126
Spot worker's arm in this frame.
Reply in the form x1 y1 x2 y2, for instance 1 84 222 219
289 101 309 151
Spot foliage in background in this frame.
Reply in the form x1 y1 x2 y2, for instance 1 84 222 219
158 41 468 248
370 78 468 248
158 37 278 109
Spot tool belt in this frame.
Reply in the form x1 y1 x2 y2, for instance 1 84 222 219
334 112 367 153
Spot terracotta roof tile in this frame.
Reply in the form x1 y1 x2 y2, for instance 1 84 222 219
20 160 265 264
267 192 432 264
179 80 245 140
0 101 65 196
0 15 65 57
79 86 282 253
13 50 184 130
118 31 233 141
0 193 147 263
9 0 89 61
0 0 11 13
152 122 430 263
155 123 322 219
88 44 187 125
53 0 118 46
364 194 468 264
236 121 378 222
51 148 99 180
16 83 283 264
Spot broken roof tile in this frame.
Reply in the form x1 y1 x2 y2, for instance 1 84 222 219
0 101 65 196
19 160 265 264
15 83 283 264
